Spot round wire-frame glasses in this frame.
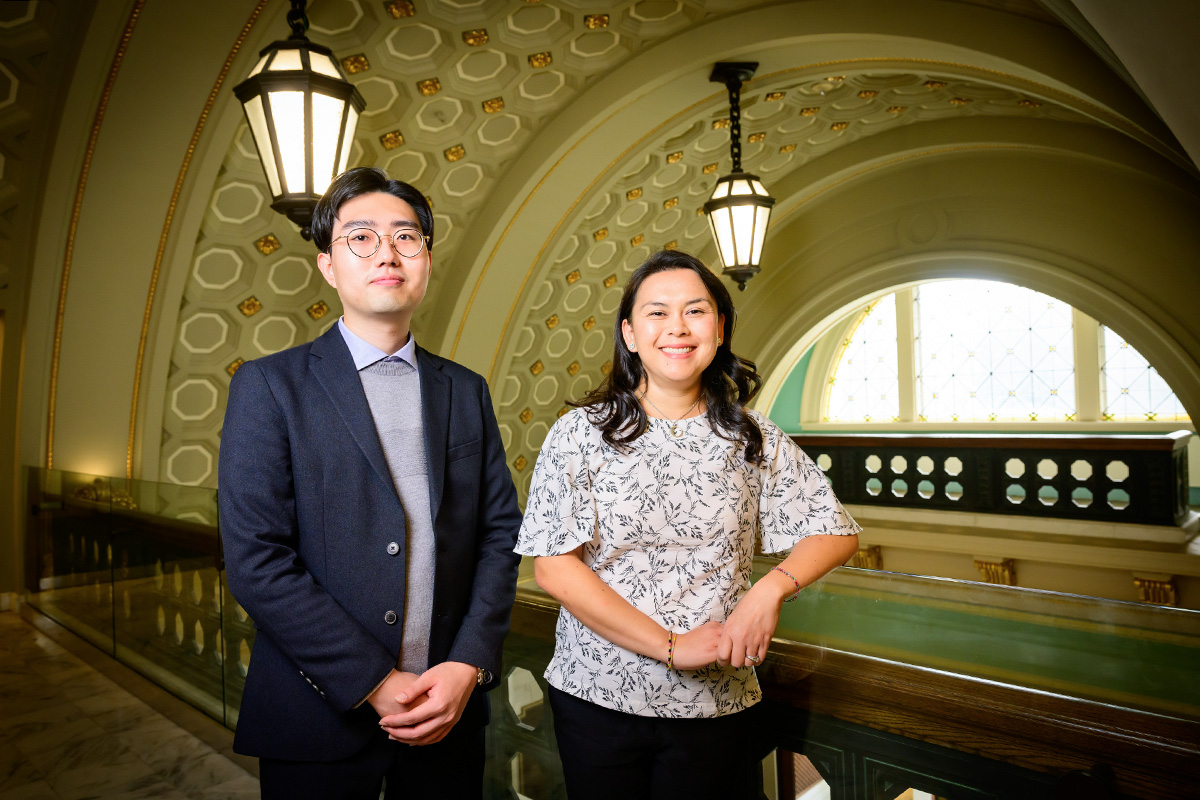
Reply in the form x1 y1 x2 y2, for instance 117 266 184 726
329 227 430 259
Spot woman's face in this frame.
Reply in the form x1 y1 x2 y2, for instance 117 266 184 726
621 268 725 395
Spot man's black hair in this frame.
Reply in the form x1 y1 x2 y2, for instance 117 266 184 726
310 167 433 253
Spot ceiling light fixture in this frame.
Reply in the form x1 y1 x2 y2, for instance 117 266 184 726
703 62 776 290
233 0 365 239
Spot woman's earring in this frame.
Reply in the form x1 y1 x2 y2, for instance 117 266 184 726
717 338 722 346
627 342 637 352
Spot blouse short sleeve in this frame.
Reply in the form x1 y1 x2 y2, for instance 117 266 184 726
515 410 599 556
755 412 861 555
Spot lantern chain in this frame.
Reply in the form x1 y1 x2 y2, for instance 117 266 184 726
727 78 743 173
287 0 310 39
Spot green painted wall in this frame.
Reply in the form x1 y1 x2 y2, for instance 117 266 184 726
767 348 811 434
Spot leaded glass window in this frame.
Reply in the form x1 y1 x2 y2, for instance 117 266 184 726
824 295 899 422
1100 326 1188 421
915 281 1075 421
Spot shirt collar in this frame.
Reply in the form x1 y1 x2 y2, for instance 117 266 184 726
337 317 418 371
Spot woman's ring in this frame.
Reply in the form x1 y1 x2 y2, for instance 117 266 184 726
746 654 761 664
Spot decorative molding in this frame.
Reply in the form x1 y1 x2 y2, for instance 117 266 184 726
1134 575 1177 607
851 545 883 570
975 558 1017 585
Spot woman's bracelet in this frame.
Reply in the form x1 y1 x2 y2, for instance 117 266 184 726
666 630 677 670
771 566 801 602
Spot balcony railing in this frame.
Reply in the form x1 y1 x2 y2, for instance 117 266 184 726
21 466 1200 799
792 431 1192 527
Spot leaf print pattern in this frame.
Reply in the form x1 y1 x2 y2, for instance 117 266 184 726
515 408 860 718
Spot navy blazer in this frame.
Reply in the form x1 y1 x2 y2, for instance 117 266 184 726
218 325 522 761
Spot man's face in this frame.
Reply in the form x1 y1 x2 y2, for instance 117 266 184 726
316 191 431 325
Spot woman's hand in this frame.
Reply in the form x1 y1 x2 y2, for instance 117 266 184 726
670 620 723 670
718 573 790 667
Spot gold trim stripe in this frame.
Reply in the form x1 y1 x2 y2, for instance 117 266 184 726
125 0 271 478
46 0 147 469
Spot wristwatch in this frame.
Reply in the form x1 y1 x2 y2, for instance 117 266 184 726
475 666 493 686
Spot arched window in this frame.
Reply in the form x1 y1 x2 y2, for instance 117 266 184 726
811 280 1188 427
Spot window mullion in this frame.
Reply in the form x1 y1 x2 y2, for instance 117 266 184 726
896 287 917 422
1074 308 1101 421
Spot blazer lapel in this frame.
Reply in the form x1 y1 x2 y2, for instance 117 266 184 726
417 346 449 522
309 327 395 496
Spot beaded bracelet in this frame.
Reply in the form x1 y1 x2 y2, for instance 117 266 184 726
771 566 801 602
666 631 677 670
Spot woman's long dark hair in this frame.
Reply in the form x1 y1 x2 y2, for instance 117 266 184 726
574 249 765 464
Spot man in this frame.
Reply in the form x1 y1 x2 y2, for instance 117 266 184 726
219 167 522 799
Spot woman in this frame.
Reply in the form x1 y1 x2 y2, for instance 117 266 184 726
516 250 860 799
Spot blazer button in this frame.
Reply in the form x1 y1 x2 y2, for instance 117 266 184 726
384 610 398 625
386 542 400 556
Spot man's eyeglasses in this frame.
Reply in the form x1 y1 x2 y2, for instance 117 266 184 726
329 228 430 259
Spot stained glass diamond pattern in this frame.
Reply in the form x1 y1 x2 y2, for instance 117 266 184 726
825 295 899 422
915 281 1075 421
1100 326 1188 421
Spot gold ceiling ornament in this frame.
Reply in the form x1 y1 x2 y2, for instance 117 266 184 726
254 233 281 255
779 144 796 153
663 197 678 210
226 358 245 377
601 361 612 375
974 558 1016 585
924 79 947 89
712 118 730 129
519 407 533 423
630 233 644 246
238 296 263 316
482 96 504 113
800 107 819 116
307 300 330 320
528 51 552 68
424 194 434 208
462 29 488 46
1019 98 1042 108
383 0 415 18
584 13 609 28
626 187 642 200
857 89 878 99
341 54 370 74
664 240 677 250
830 121 848 131
593 228 608 241
666 151 683 164
545 314 559 329
557 406 571 417
444 144 466 161
566 269 581 284
567 361 581 376
603 274 617 288
747 132 765 143
702 163 718 174
582 316 596 331
765 91 785 101
513 455 528 471
379 130 405 149
887 105 906 114
417 77 441 96
529 360 544 375
950 96 972 105
850 545 882 570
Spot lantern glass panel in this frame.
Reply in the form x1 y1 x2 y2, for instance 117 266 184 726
309 51 341 78
751 179 767 195
711 181 730 200
247 53 270 78
270 49 303 71
312 93 344 194
710 209 736 267
750 206 771 263
732 204 755 264
269 90 308 194
243 94 282 196
338 105 359 175
731 179 751 196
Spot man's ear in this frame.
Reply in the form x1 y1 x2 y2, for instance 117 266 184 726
317 251 337 289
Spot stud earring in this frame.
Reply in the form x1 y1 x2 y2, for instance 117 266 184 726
717 338 722 345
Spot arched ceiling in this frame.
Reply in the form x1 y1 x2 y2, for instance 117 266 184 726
130 0 1199 493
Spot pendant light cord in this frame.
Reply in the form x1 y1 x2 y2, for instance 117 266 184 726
287 0 309 39
726 78 743 172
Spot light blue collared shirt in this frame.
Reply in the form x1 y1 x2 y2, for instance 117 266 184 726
337 317 419 372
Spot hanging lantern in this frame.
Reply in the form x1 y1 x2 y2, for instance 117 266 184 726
703 62 776 290
233 0 364 239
